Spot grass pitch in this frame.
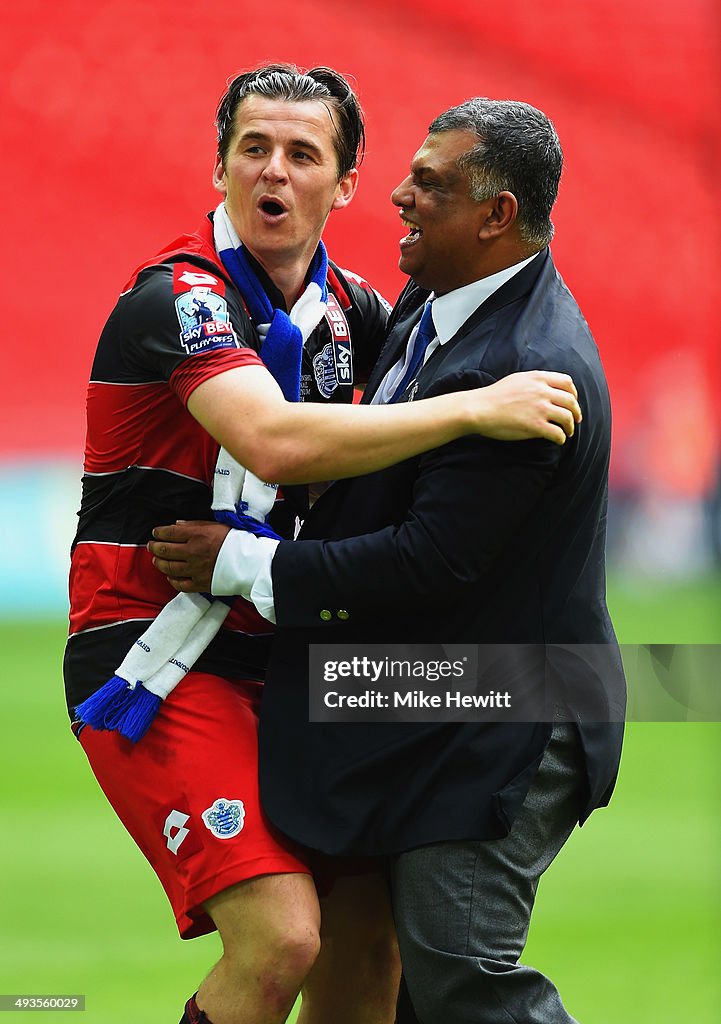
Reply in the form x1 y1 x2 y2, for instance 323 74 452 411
1 574 719 1022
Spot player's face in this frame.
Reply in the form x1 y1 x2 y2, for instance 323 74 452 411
214 96 357 274
390 130 490 295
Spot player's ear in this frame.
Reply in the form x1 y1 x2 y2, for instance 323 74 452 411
212 156 227 196
478 191 518 240
331 168 359 211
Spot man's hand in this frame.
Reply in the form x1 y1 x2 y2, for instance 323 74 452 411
148 521 231 593
473 370 582 446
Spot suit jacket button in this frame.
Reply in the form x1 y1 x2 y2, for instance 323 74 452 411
319 609 332 621
337 609 350 620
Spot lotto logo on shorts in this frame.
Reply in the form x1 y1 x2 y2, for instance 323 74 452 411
163 809 191 855
202 798 246 839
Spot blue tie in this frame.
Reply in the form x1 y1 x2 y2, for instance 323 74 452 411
388 301 435 403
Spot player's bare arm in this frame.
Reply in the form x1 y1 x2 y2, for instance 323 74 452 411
188 365 581 485
151 367 581 589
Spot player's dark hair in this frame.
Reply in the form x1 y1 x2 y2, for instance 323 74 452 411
216 63 365 180
429 99 563 249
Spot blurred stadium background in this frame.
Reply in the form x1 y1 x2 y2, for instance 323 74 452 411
1 1 719 1021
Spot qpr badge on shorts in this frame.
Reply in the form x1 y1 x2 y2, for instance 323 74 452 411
201 798 246 839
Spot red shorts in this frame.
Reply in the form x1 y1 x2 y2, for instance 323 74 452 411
78 672 310 938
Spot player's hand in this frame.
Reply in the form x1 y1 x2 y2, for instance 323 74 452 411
475 370 582 446
148 520 231 592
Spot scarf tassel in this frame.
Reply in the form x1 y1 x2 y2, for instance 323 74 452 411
75 675 162 743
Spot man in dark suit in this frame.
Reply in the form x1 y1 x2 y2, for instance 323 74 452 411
152 98 625 1023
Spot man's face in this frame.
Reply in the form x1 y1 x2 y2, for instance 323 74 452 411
391 130 490 294
214 96 357 272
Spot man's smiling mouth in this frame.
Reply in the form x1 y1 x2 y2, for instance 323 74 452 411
400 217 422 247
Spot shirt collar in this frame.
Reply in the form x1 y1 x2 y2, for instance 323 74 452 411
428 252 540 346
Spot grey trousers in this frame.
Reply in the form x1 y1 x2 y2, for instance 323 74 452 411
391 724 584 1024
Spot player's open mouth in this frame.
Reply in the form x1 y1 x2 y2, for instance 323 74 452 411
258 197 289 221
400 217 422 248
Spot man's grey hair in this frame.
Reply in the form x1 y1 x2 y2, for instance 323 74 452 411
429 98 563 249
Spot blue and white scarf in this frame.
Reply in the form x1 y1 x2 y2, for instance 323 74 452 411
75 203 329 742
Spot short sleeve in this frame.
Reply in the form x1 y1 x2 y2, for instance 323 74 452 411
115 259 262 393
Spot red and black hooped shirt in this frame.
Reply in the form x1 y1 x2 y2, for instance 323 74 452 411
64 215 389 715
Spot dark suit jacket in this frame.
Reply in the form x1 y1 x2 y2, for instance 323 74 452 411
258 249 626 856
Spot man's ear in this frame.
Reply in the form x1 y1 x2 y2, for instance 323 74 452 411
331 168 359 211
478 191 518 239
212 156 227 196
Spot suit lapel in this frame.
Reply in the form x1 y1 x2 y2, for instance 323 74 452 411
363 284 430 403
438 249 549 354
367 251 550 404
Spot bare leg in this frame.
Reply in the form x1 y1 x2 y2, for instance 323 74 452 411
197 872 320 1024
298 871 401 1024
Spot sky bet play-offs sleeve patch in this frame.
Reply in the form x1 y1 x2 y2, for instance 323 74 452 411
173 263 240 357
